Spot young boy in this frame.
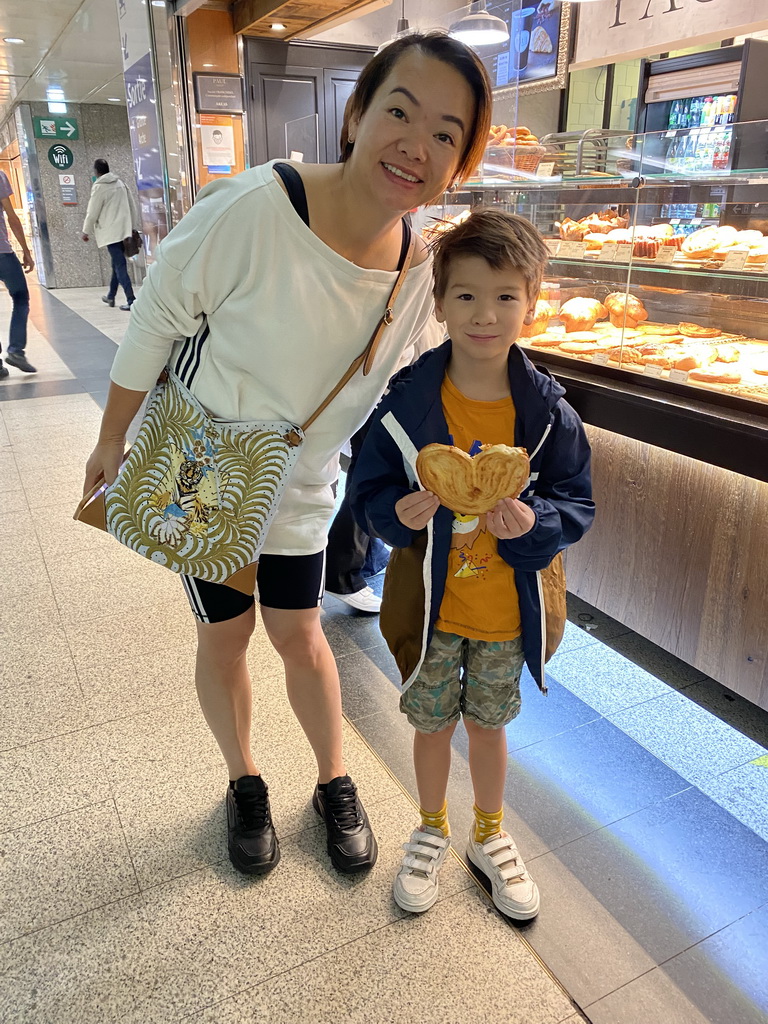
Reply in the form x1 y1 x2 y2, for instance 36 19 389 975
349 209 594 919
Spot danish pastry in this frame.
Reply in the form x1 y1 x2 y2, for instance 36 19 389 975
681 226 720 259
752 359 768 377
528 332 565 347
416 443 530 516
688 367 742 385
678 323 721 339
560 298 607 332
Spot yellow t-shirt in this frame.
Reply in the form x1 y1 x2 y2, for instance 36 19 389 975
434 374 522 642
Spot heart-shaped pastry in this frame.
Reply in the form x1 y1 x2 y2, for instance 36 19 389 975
416 443 530 515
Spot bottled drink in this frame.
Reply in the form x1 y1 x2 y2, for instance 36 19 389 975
690 97 701 127
702 97 713 127
681 98 691 128
669 100 679 129
727 94 737 124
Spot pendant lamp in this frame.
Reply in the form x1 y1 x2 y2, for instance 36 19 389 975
449 1 510 47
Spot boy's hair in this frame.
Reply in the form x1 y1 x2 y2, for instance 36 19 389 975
432 208 550 303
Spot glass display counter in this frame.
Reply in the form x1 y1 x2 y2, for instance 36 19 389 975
423 121 768 483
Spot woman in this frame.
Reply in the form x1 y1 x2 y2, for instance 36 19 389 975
83 32 491 877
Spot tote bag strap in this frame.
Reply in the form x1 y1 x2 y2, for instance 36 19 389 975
300 227 416 434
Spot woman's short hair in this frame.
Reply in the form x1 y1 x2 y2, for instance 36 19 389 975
432 208 550 302
340 31 492 187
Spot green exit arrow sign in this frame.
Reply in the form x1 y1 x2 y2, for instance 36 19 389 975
33 116 79 140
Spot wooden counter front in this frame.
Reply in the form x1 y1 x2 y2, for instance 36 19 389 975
564 425 768 710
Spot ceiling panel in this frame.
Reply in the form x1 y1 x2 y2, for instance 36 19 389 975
0 0 125 125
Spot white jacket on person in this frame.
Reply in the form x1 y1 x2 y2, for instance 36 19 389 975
82 172 138 248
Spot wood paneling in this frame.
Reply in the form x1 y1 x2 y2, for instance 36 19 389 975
233 0 390 39
566 426 768 709
186 8 247 191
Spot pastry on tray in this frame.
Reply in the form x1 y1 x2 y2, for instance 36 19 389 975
528 332 565 347
688 366 742 385
519 300 555 338
604 293 648 329
416 443 530 515
560 297 607 332
679 322 721 338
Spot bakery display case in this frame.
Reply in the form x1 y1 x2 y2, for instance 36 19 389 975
422 123 768 708
423 119 768 484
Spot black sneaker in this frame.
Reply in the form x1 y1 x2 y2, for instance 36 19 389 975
0 361 8 380
101 295 115 307
5 353 36 373
313 775 378 873
226 775 280 875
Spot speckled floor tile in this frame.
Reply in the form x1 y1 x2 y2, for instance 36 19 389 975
45 546 181 624
0 507 45 568
0 799 138 942
587 905 768 1024
182 887 575 1024
30 500 118 562
320 599 388 657
566 592 631 641
337 642 401 722
0 631 90 750
545 640 675 716
522 787 768 1006
600 630 709 691
0 574 61 638
508 717 689 849
91 692 402 889
0 729 107 833
0 485 28 515
0 894 176 1024
680 677 768 749
696 759 768 842
0 451 22 491
557 616 602 656
608 690 766 785
504 668 601 752
0 795 472 1024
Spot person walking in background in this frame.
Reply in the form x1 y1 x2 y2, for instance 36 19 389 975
0 169 36 377
81 159 139 311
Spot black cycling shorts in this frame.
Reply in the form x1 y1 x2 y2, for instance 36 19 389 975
181 550 326 624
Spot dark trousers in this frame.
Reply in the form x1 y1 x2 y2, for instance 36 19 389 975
326 420 390 595
106 241 135 303
0 251 29 356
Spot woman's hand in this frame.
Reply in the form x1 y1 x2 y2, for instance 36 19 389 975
83 438 126 496
396 490 440 530
486 497 536 540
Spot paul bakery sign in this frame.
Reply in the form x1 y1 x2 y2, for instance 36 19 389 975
572 0 768 69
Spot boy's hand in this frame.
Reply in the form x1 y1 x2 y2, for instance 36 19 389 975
486 497 535 540
396 490 440 530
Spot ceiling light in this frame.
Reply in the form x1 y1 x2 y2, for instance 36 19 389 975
203 63 215 67
449 2 509 47
107 97 122 102
4 37 25 45
151 1 166 6
271 23 286 31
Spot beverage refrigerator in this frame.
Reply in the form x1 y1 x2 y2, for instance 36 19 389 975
635 39 768 177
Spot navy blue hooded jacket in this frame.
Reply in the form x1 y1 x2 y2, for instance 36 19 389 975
349 340 595 692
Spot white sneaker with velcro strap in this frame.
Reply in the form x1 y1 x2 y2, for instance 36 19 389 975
393 825 452 914
466 829 540 920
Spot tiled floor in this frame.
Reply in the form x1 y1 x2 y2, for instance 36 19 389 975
2 283 768 1023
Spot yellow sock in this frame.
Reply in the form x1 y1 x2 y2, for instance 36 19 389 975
420 800 450 838
473 804 503 844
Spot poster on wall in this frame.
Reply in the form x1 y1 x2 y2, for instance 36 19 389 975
200 115 235 170
476 0 571 94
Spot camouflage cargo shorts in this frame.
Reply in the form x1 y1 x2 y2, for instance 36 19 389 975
400 629 525 734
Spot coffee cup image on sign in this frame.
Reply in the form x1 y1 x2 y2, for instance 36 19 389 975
510 6 536 70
